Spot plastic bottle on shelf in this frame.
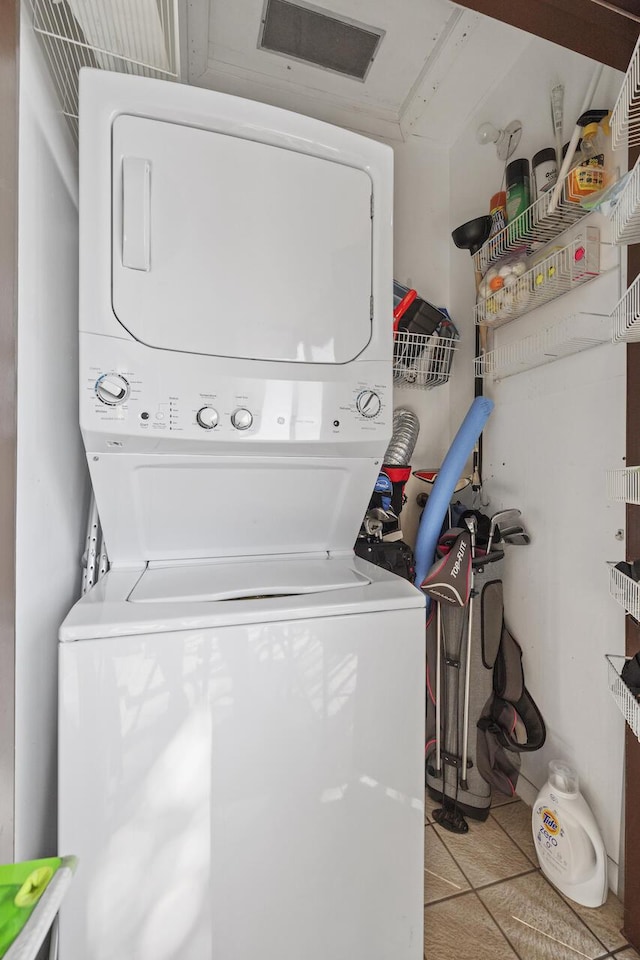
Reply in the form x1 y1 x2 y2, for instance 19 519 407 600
566 114 611 204
532 760 607 908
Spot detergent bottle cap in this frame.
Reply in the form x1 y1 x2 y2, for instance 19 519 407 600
549 759 579 796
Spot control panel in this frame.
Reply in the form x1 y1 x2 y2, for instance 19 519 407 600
81 336 391 452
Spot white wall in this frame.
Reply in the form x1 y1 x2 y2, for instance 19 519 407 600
388 136 453 545
447 34 626 890
15 22 88 860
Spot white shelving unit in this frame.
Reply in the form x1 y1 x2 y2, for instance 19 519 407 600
611 158 640 245
606 655 640 741
472 171 592 272
393 330 458 389
607 467 640 504
611 272 640 342
474 313 610 381
29 0 180 139
474 227 601 328
611 32 640 150
609 563 640 621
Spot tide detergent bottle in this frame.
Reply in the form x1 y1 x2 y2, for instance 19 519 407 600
532 760 607 907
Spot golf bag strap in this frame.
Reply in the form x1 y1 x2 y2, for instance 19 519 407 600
494 626 524 702
481 580 503 669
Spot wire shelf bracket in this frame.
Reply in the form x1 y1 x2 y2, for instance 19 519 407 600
611 155 640 245
474 312 611 381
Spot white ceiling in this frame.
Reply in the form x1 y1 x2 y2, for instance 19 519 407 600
182 0 532 142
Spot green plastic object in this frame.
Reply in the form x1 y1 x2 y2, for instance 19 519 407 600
0 858 61 958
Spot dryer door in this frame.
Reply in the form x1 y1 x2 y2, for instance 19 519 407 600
112 115 373 363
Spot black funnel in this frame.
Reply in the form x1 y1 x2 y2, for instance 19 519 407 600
452 216 492 256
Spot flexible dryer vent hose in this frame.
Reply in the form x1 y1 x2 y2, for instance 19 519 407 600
384 408 420 466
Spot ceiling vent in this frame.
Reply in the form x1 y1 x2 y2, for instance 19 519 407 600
258 0 384 81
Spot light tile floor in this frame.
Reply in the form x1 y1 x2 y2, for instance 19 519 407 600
424 791 638 960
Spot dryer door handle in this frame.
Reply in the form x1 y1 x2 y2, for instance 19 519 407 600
122 156 151 272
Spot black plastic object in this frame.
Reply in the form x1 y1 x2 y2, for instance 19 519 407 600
354 539 415 583
397 297 443 337
577 109 609 127
451 216 493 255
622 653 640 698
433 803 469 834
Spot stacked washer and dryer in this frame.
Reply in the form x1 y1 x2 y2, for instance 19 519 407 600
58 71 426 960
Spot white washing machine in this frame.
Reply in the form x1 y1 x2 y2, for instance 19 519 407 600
58 71 426 960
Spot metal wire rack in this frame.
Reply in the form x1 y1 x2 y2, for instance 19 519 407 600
610 156 640 244
606 655 640 741
472 172 591 273
474 227 601 328
607 467 640 505
611 271 640 342
393 330 458 389
29 0 180 140
611 32 640 150
609 563 640 622
474 312 611 381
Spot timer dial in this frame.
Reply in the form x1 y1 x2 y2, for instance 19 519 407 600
95 374 129 405
356 390 381 419
196 407 219 429
231 408 253 431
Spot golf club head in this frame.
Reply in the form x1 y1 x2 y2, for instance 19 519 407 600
502 532 531 546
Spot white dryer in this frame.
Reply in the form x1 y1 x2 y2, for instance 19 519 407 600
59 71 426 960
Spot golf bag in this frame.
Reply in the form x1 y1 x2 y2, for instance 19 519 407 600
425 552 503 821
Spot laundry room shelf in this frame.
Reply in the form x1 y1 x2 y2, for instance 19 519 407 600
474 227 601 329
474 312 610 381
472 171 592 273
609 563 640 621
606 655 640 741
612 271 640 342
611 32 640 149
611 157 640 244
607 466 640 504
29 0 180 139
393 330 458 389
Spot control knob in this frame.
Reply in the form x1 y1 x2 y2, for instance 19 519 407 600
95 374 129 405
356 390 381 419
231 408 253 431
196 407 219 430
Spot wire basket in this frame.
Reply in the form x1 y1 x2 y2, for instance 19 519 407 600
29 0 180 140
393 328 458 389
609 563 640 621
607 466 640 505
474 228 601 329
606 655 640 740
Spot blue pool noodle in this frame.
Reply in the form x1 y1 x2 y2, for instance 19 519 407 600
414 396 494 587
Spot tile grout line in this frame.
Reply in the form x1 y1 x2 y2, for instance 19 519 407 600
470 889 529 960
489 803 628 957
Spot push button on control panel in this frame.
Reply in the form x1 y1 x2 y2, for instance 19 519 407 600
196 407 219 430
231 408 253 431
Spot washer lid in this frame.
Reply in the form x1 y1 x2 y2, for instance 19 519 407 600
128 556 370 603
59 557 425 641
111 115 373 363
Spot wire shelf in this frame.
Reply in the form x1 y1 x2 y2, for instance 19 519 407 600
609 563 640 621
607 467 640 505
474 313 610 381
474 227 601 329
611 156 640 244
606 655 640 741
29 0 180 140
472 174 592 273
611 32 640 149
611 271 640 343
393 330 458 389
